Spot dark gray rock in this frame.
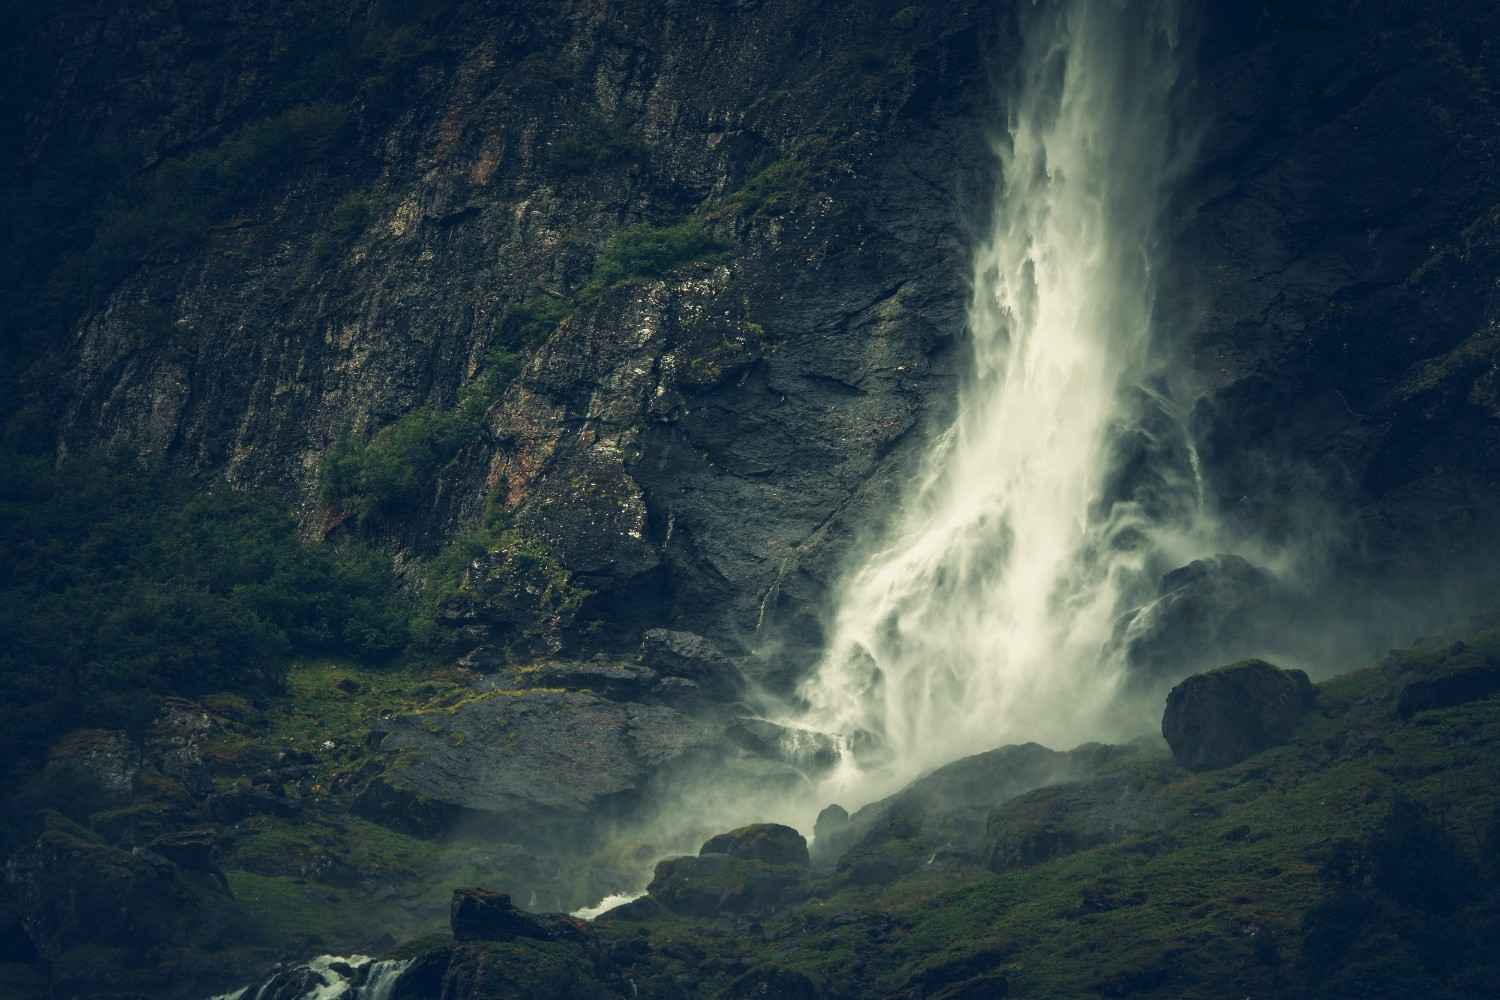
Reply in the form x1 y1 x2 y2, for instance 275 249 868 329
812 804 851 862
36 730 136 814
1397 666 1500 720
1111 555 1298 687
833 742 1112 883
366 690 725 840
449 889 549 942
641 629 745 699
1161 660 1317 770
700 823 810 867
146 828 221 874
646 853 808 917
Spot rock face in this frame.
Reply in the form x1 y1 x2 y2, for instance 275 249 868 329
1161 660 1317 770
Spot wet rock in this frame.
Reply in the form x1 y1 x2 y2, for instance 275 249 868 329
701 823 810 867
364 689 727 840
1161 660 1317 770
813 804 851 863
1112 555 1297 687
449 889 550 942
646 853 808 917
641 629 746 700
1397 666 1500 720
728 719 840 773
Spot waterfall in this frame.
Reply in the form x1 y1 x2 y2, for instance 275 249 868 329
796 0 1194 806
207 955 412 1000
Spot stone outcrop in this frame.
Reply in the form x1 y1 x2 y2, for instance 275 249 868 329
645 853 808 918
1111 555 1299 686
1161 660 1317 770
700 823 810 867
449 889 550 943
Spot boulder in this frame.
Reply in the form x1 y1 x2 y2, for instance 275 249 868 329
646 854 808 916
700 824 810 867
833 742 1102 882
364 689 727 841
38 730 136 813
449 889 549 942
812 804 851 862
4 811 234 972
1161 660 1317 770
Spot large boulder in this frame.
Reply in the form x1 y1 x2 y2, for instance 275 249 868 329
1161 660 1317 770
1397 665 1500 720
700 823 810 867
362 689 726 841
646 849 810 917
450 889 550 942
830 742 1114 882
34 730 137 815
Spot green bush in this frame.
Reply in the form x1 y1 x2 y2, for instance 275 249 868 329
0 445 408 771
581 218 729 299
322 405 479 523
552 120 646 175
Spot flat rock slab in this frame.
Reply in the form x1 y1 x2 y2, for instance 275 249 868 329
370 689 725 829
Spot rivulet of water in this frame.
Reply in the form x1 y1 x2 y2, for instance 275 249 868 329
796 0 1195 807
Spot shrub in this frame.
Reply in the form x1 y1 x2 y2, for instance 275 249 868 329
322 405 479 523
0 447 408 772
553 120 646 175
580 218 729 299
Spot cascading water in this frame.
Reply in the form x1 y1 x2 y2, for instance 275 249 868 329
796 0 1196 807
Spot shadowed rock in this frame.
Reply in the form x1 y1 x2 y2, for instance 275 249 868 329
1162 659 1316 770
700 823 810 867
1397 665 1500 720
1113 555 1299 687
646 854 808 917
449 889 550 942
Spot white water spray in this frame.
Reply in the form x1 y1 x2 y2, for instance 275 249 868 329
796 0 1194 807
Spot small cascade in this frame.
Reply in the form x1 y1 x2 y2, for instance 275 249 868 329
208 954 413 1000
